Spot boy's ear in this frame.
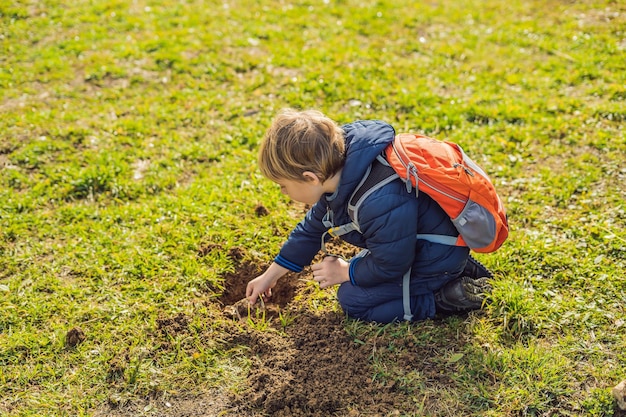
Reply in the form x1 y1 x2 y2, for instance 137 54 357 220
301 171 321 183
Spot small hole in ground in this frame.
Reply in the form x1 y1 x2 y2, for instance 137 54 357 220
219 248 299 310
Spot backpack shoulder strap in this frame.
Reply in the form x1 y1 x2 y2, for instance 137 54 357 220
348 155 399 229
325 155 399 240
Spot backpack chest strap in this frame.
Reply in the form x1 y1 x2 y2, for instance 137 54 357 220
320 222 359 257
327 223 359 237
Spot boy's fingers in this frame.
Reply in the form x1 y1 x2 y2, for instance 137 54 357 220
246 285 258 304
246 292 257 305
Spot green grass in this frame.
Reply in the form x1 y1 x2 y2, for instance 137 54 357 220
1 0 625 415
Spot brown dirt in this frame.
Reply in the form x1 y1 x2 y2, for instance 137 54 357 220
95 241 460 416
65 326 86 348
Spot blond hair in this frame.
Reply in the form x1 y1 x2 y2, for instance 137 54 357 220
258 109 345 183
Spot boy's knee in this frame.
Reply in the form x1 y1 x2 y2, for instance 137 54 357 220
336 282 368 318
336 282 354 309
337 281 364 305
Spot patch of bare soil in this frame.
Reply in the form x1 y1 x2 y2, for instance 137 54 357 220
96 241 457 416
221 242 420 416
225 312 407 416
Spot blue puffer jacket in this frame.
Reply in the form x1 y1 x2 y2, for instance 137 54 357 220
273 120 469 287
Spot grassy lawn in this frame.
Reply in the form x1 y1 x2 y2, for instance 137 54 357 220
1 0 625 415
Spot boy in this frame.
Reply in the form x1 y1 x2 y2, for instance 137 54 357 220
246 109 493 323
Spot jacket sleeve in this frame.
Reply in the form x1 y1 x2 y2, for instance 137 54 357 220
274 201 329 272
348 187 418 287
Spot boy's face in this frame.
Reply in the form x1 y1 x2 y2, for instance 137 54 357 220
277 177 325 206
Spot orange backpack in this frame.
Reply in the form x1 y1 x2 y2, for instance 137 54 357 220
386 133 508 252
330 133 508 253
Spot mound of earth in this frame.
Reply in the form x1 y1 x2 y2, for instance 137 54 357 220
218 242 407 415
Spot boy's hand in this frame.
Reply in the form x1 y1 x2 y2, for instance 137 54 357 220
246 274 276 306
246 262 289 306
311 256 350 289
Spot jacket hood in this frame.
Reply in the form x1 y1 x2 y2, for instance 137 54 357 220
330 120 396 203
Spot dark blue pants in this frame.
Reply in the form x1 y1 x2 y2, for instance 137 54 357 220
336 266 464 323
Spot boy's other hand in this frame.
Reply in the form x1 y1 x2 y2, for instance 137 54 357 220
311 256 350 289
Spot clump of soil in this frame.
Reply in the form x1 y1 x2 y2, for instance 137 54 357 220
254 204 269 217
106 353 127 383
65 326 86 348
156 312 189 336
